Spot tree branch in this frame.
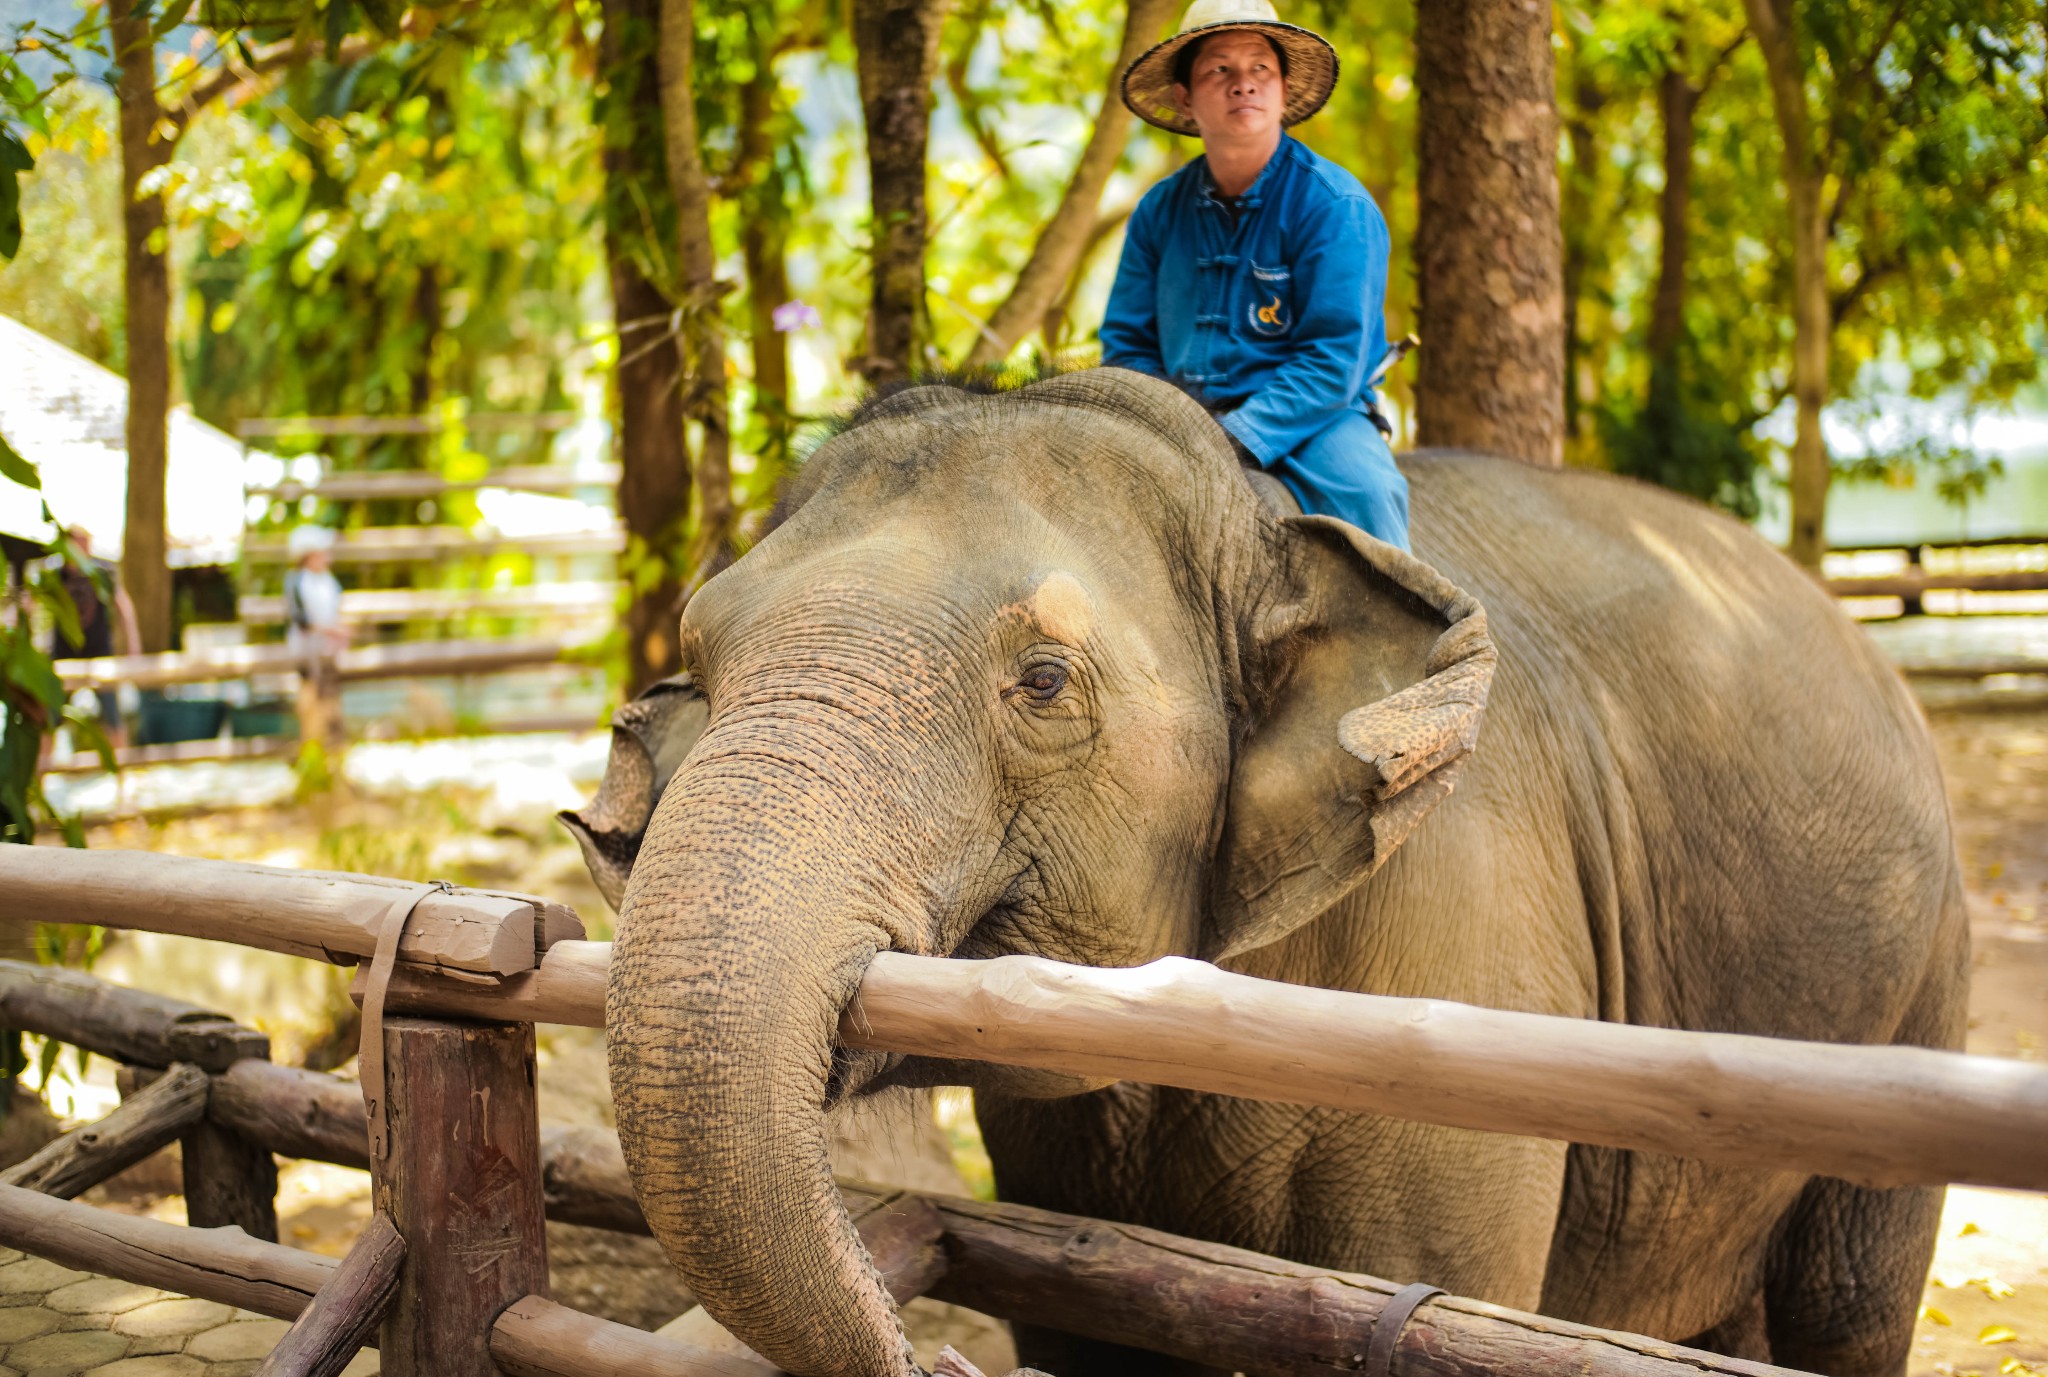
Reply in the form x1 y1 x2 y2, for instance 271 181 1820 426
1831 255 1901 327
170 32 378 132
961 0 1177 366
945 0 1012 181
1699 28 1748 91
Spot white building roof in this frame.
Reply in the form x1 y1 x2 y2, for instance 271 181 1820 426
0 312 253 566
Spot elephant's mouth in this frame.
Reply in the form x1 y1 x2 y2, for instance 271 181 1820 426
825 902 1121 1108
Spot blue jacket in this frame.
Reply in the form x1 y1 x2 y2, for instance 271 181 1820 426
1098 135 1390 464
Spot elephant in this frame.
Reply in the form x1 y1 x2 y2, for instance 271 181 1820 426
563 367 1966 1377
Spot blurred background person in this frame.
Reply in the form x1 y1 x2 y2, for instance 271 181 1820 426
283 525 347 749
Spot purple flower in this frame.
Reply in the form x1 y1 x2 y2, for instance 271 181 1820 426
771 299 822 333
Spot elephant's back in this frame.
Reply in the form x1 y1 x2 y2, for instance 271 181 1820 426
1395 450 1961 1048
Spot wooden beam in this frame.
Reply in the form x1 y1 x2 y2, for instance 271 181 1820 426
0 1180 331 1317
245 465 621 502
924 1193 1800 1377
1893 656 2048 681
0 1062 209 1199
0 1184 785 1377
252 1214 404 1377
367 943 2048 1193
237 412 581 438
845 953 2048 1194
372 1018 550 1377
242 528 623 566
238 582 620 625
0 961 268 1071
209 1060 371 1170
493 1295 778 1377
355 938 608 1026
0 853 580 976
41 736 298 775
117 1064 282 1242
56 634 580 692
1829 569 2048 598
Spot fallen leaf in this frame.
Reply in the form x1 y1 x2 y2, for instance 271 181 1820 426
1971 1277 2018 1300
1979 1325 2018 1345
1961 1221 1984 1237
1925 1306 1955 1326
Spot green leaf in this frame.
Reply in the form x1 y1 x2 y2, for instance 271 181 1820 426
3 631 65 718
150 0 197 41
62 708 116 775
0 427 39 490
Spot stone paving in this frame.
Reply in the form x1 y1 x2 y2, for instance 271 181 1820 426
0 1250 377 1377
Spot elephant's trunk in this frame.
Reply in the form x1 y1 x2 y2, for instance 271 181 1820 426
606 721 929 1377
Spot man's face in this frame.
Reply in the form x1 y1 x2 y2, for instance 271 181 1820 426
1173 31 1287 142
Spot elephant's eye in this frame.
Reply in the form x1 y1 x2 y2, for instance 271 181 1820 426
1012 662 1069 702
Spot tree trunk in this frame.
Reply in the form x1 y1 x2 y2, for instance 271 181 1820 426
743 216 791 453
1647 67 1698 372
601 0 691 696
1413 0 1565 466
1558 69 1601 445
655 0 734 579
1039 206 1130 353
112 0 176 653
1743 0 1830 569
734 41 794 464
963 0 1177 367
852 0 952 386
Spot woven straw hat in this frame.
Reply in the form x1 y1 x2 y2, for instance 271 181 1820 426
1121 0 1338 137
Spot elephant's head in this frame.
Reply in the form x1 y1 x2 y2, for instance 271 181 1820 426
571 369 1494 1377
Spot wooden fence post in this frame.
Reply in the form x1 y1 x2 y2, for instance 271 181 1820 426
184 1113 280 1240
372 1016 548 1377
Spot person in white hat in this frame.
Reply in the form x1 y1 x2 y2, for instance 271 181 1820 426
283 524 347 746
1100 0 1409 548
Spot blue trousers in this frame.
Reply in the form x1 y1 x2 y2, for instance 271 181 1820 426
1268 410 1411 551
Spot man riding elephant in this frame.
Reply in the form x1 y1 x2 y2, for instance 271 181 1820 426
1102 0 1410 548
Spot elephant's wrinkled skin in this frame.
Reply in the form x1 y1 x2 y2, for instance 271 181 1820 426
572 368 1965 1377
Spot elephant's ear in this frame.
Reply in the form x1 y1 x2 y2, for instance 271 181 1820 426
558 674 709 911
1206 517 1495 961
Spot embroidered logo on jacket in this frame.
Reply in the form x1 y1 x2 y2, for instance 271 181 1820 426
1248 262 1292 336
1249 292 1291 336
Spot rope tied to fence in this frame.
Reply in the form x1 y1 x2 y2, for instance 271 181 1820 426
358 880 454 1162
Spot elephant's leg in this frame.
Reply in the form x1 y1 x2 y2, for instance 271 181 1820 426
1761 1176 1944 1377
1010 1327 1231 1377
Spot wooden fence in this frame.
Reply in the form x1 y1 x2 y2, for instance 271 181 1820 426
0 845 2044 1376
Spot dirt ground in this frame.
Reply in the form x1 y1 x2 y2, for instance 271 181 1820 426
28 706 2047 1374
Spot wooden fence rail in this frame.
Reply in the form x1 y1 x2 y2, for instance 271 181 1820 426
5 840 2046 1193
55 635 578 692
364 936 2048 1194
0 850 580 975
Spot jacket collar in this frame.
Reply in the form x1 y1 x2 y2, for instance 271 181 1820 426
1196 133 1295 210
